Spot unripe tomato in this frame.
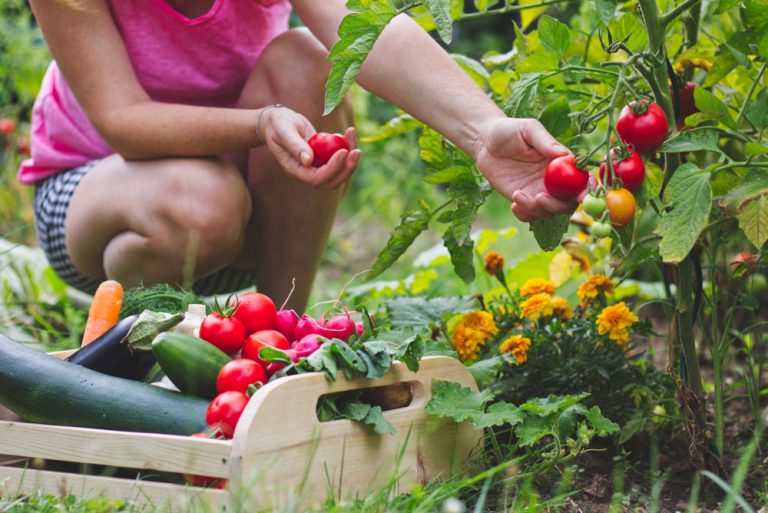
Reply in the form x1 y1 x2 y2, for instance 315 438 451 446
590 221 612 238
605 188 636 228
599 148 645 191
582 194 607 218
616 100 669 154
308 132 350 167
543 154 589 200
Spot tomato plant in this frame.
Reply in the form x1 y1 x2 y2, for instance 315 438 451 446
308 132 349 166
206 391 249 439
543 154 588 200
605 188 636 228
232 292 277 335
217 358 267 394
615 101 668 154
599 147 645 191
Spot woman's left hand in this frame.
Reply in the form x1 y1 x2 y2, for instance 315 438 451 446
475 117 585 222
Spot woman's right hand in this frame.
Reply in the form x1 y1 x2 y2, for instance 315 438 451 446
258 106 361 189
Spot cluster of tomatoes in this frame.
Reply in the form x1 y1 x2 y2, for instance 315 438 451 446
544 99 672 238
186 292 363 487
0 118 30 156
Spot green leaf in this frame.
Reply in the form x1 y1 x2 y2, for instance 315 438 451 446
537 15 570 56
655 164 712 264
394 334 426 372
258 346 291 364
538 96 571 138
425 380 494 423
746 143 768 156
529 213 570 251
743 0 768 31
424 0 454 44
720 170 768 248
503 73 540 118
359 340 394 378
386 296 477 328
323 0 397 114
447 174 489 245
467 356 504 389
515 415 550 447
520 393 590 417
703 50 738 88
424 166 471 184
594 0 617 25
368 204 433 280
336 401 397 435
658 127 722 154
759 32 768 60
126 311 183 351
584 406 620 437
360 114 422 143
619 415 647 444
692 88 737 129
747 89 768 130
451 54 490 88
443 227 476 283
331 339 368 374
420 127 450 172
608 14 648 53
476 402 525 429
474 0 499 11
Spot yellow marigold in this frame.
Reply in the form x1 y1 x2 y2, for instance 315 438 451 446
451 311 498 362
596 302 639 346
499 335 531 364
550 296 572 320
577 274 616 304
520 278 556 297
521 293 554 321
483 251 505 276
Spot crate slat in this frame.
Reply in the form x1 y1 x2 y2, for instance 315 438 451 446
0 422 231 478
0 467 228 511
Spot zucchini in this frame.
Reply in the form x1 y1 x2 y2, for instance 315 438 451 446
152 333 231 399
0 333 208 435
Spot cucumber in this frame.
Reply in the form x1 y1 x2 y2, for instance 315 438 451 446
0 334 208 435
151 333 231 399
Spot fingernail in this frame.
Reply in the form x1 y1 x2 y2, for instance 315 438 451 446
300 151 310 165
553 143 567 153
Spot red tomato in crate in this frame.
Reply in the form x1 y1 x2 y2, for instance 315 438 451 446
206 391 250 439
199 313 247 354
232 292 277 334
242 329 291 367
217 358 267 394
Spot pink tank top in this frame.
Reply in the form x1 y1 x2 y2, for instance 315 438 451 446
18 0 291 184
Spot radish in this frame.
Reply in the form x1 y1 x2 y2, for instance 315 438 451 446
275 309 300 341
293 334 323 358
355 321 365 337
324 315 356 342
265 349 298 376
294 314 326 340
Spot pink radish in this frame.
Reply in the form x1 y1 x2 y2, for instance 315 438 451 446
293 334 324 358
275 309 300 341
294 314 326 340
355 321 365 337
324 315 356 342
265 349 298 376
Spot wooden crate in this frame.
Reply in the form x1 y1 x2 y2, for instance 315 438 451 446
0 355 481 511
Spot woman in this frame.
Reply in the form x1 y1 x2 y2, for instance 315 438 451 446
21 0 575 311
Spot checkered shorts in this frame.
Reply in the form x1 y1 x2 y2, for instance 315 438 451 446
33 162 255 296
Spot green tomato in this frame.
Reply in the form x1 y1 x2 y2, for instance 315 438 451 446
591 221 612 238
582 194 607 217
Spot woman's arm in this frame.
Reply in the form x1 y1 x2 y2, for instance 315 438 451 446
292 1 577 218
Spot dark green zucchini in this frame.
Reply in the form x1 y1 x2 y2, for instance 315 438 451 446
0 333 208 435
151 333 231 399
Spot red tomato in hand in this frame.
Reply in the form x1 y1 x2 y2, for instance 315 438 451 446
605 188 636 228
242 329 291 367
183 432 223 487
616 100 668 154
543 154 589 200
217 358 267 394
308 132 349 167
206 391 249 439
232 292 277 334
199 313 246 354
599 148 645 191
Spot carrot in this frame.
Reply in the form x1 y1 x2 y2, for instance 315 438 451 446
81 280 124 347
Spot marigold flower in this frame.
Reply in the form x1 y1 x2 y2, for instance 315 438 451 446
520 278 556 297
550 296 572 320
521 293 554 321
450 311 498 362
577 274 616 304
483 251 505 276
499 335 531 364
596 302 639 346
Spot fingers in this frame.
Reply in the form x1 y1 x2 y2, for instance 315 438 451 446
510 190 577 222
519 119 570 159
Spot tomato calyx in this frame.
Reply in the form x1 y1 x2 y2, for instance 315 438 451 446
211 294 239 318
629 99 652 116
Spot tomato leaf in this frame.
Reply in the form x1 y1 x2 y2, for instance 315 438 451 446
743 0 768 32
447 173 490 245
593 0 617 26
720 170 768 248
424 0 454 44
655 164 712 264
368 204 433 281
692 88 737 129
607 14 648 53
386 296 477 329
658 127 722 154
529 213 570 251
451 54 490 88
747 89 768 130
503 73 540 118
324 0 397 115
474 0 499 11
424 166 471 184
443 226 476 283
360 114 422 143
538 95 572 138
420 127 450 172
537 15 570 56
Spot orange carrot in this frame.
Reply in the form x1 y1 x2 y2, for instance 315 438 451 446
81 280 124 346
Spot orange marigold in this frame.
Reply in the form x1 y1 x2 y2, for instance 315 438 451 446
577 274 616 304
450 311 498 362
499 335 531 364
521 293 554 321
520 278 556 297
483 251 505 276
596 302 639 346
550 296 572 319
